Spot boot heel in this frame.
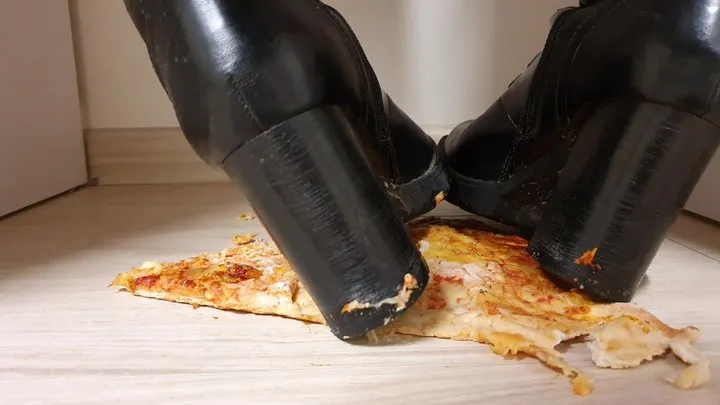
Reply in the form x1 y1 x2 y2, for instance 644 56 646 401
528 99 720 302
221 105 428 339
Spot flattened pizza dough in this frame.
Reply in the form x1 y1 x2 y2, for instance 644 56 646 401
111 218 710 396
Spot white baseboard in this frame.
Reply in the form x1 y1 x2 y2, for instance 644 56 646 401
84 127 720 224
85 127 450 185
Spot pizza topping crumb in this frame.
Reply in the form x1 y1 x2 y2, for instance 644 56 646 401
180 279 196 288
224 264 262 281
138 261 160 270
271 281 290 290
575 248 601 270
238 213 256 221
342 274 418 314
396 274 419 309
572 374 593 396
341 300 370 313
270 281 298 298
233 234 257 246
425 289 447 310
434 191 446 205
434 275 464 285
134 274 160 289
213 249 229 264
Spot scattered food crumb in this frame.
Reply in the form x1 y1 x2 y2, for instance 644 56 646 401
212 316 218 320
233 234 257 245
575 248 601 270
572 374 594 396
192 303 200 309
434 191 446 205
238 213 256 221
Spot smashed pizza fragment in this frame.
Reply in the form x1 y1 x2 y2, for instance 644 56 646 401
111 218 710 396
575 247 602 270
237 213 256 221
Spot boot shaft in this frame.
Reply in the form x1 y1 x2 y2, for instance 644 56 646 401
514 0 720 140
124 0 395 177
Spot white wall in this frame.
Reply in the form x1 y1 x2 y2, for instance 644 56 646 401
70 0 572 130
0 1 87 216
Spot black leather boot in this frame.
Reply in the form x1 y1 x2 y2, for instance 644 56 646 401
124 0 449 339
441 0 720 302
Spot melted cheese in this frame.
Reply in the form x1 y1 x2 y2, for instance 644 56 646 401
341 274 418 313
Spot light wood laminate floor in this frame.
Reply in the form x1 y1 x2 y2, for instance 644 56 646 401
1 184 719 405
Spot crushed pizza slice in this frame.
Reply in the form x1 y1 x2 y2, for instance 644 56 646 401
112 233 323 324
111 218 710 396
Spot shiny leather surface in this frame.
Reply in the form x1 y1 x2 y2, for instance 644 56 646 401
124 0 434 185
444 0 720 226
384 95 436 183
528 99 720 301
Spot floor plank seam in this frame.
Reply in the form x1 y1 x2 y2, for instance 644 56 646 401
665 237 720 264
